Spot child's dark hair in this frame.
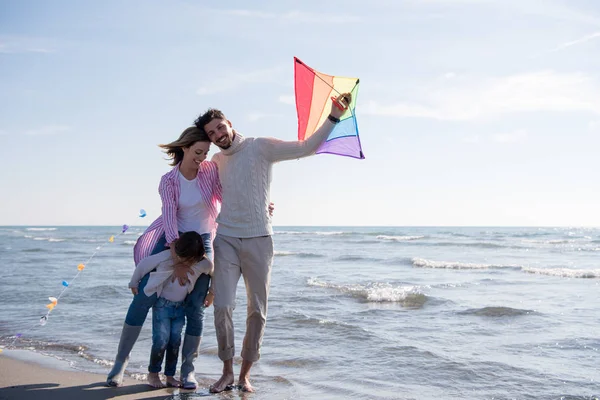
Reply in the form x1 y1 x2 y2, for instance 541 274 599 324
174 231 206 263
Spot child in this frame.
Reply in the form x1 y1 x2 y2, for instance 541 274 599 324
128 231 213 388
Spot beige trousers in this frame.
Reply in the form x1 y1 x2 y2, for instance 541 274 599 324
212 234 274 362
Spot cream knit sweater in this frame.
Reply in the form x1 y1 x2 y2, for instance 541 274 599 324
211 120 335 238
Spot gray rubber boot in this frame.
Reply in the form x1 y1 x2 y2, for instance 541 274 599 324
106 323 143 387
180 334 202 389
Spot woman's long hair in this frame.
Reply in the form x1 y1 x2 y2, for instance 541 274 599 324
159 127 210 166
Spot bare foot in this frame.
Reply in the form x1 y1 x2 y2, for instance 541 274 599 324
239 377 255 392
147 372 166 388
209 373 235 393
166 376 181 387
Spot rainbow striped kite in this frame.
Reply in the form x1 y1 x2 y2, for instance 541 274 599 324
294 57 364 159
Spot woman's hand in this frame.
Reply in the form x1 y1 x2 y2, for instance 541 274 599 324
171 265 193 285
131 287 138 295
268 202 275 217
204 289 214 307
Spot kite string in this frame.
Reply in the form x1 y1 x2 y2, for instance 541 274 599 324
2 211 147 352
311 71 359 99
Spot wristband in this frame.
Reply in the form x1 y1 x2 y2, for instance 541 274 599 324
327 114 340 124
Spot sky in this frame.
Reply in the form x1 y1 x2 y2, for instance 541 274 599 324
1 0 599 227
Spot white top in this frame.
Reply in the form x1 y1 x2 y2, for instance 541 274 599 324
211 120 335 238
177 172 212 234
128 250 213 298
160 278 190 302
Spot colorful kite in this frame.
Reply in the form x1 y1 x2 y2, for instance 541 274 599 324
294 57 364 159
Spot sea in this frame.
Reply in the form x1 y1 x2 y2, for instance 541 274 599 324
0 226 598 400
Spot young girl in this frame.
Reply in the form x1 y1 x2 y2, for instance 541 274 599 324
128 231 212 388
107 127 221 389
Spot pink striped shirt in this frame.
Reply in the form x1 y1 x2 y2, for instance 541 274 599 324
133 161 222 265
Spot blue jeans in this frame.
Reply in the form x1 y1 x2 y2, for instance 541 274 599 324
148 297 186 375
125 232 212 337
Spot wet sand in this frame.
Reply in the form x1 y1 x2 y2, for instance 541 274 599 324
0 351 208 400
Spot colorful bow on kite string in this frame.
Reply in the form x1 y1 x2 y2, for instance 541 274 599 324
0 209 148 354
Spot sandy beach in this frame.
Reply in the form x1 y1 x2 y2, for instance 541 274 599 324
0 350 218 400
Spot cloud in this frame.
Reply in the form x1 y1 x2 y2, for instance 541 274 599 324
460 130 528 144
548 31 600 53
196 65 286 96
278 95 295 105
24 125 71 136
589 120 600 131
246 112 283 122
460 134 481 143
411 0 600 25
364 71 600 121
217 9 361 23
492 129 528 143
0 36 56 54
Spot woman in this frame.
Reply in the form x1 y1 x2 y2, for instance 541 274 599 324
107 127 221 390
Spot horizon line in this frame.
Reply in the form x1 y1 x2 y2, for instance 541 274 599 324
2 224 599 229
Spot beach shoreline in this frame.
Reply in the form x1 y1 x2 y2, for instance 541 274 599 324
0 349 213 400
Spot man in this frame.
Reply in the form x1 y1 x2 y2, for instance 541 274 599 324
194 93 351 393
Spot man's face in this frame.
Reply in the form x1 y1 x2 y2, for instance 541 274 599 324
204 118 234 149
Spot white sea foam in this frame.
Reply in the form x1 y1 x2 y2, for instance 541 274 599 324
123 240 137 245
275 250 295 256
522 239 576 245
411 257 513 270
26 228 57 231
522 267 600 279
275 250 323 258
413 258 599 279
32 237 65 242
377 235 424 241
307 278 427 305
276 230 345 236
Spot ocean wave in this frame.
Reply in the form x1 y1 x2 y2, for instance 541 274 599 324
458 306 536 317
523 239 573 245
307 278 428 306
31 237 66 242
377 235 425 241
274 250 324 258
276 230 347 236
271 357 324 368
412 258 520 270
412 257 599 279
281 310 373 337
21 248 44 253
334 255 383 262
0 336 87 354
122 240 137 245
427 241 521 249
437 231 472 237
26 228 57 231
522 267 600 279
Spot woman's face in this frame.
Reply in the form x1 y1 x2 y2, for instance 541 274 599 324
182 141 210 167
